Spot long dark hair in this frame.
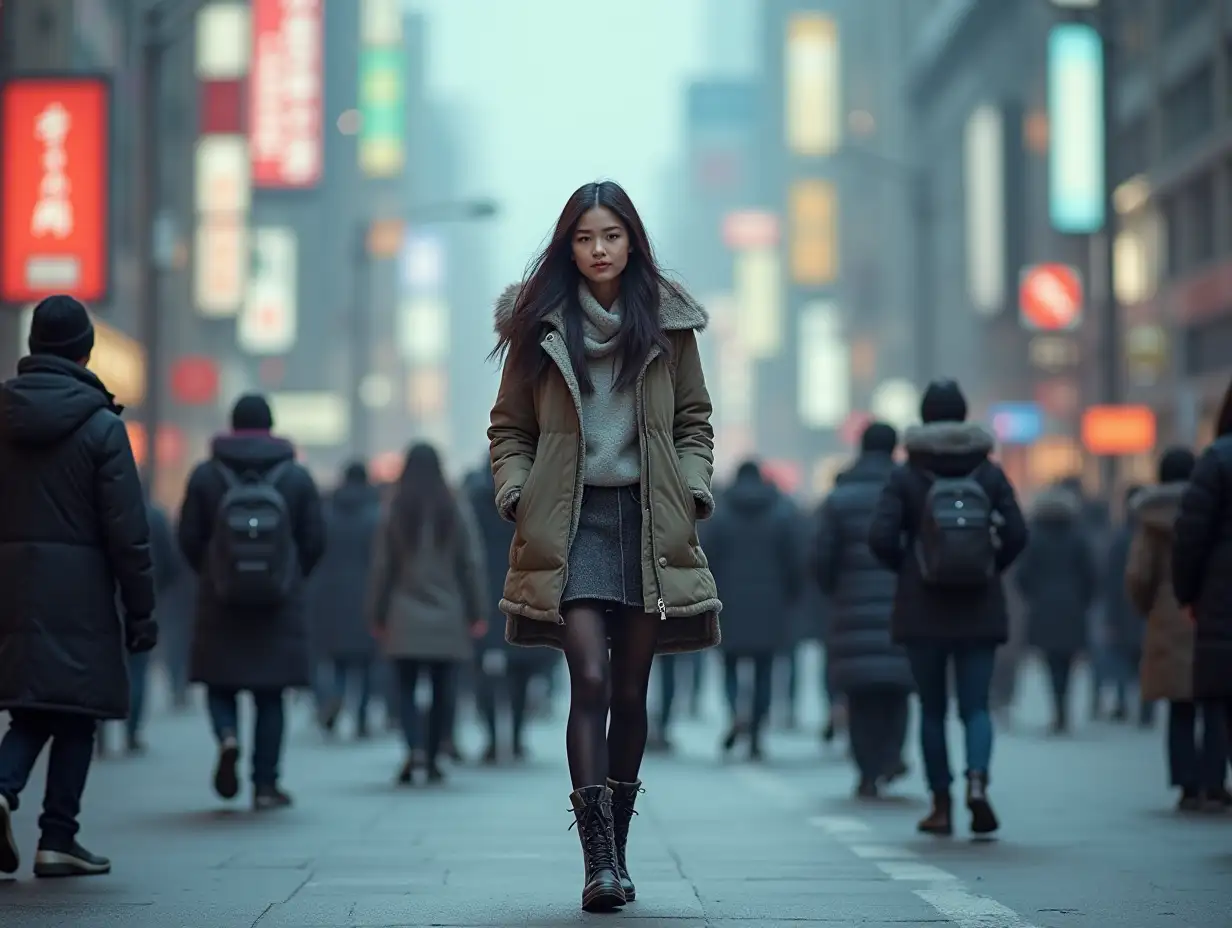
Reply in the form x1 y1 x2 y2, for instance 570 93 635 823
1216 377 1232 438
491 180 675 393
389 442 455 548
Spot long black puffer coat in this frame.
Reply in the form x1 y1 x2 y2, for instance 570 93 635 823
0 355 154 719
178 432 325 691
1015 488 1096 654
1172 435 1232 699
813 452 913 693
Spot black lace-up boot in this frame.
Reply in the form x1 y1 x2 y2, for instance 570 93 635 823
966 771 999 835
569 786 626 911
607 778 642 901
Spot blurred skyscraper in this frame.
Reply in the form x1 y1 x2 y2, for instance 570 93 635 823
703 0 761 78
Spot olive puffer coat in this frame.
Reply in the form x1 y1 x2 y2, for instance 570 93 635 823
487 282 721 654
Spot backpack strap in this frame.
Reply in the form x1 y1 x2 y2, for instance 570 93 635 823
261 460 293 488
213 461 240 489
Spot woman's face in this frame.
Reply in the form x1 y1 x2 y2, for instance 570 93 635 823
572 206 630 284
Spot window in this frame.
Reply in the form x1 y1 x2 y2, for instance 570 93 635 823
1163 196 1182 278
1162 0 1205 37
1187 173 1216 266
1113 117 1149 185
1163 65 1214 155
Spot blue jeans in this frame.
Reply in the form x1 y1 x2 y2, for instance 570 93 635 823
206 687 285 788
0 710 95 848
906 643 997 793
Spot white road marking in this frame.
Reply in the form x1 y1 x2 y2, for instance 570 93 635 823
876 861 958 881
917 887 1043 927
849 843 918 859
808 814 871 834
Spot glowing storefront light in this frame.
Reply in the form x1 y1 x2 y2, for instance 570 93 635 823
784 14 840 156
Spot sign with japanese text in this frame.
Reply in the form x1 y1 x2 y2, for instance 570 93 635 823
194 216 247 317
250 0 323 188
1 76 110 303
238 227 297 354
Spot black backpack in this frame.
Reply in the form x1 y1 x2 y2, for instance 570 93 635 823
207 461 298 608
914 466 997 588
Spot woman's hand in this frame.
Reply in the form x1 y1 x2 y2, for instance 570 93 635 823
1183 605 1196 624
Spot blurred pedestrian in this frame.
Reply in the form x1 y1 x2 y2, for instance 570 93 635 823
869 379 1028 837
309 461 382 739
1105 485 1152 725
0 295 156 877
1173 380 1232 756
703 461 803 760
178 393 325 810
814 421 912 797
1128 447 1228 811
1015 485 1097 734
367 444 485 784
488 181 720 912
463 460 549 763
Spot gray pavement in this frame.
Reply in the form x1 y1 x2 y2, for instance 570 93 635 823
0 650 1228 927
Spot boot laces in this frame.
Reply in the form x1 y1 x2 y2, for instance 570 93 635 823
568 801 617 870
610 790 641 872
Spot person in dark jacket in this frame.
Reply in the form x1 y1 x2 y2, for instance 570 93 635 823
1015 487 1097 734
814 421 912 797
869 379 1027 837
1104 484 1152 725
178 394 325 810
309 461 382 738
464 463 552 762
0 295 156 878
703 460 804 759
1173 380 1232 739
1129 448 1228 810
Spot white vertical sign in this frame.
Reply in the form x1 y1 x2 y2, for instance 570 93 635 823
238 227 297 355
964 104 1005 316
194 218 248 318
195 3 251 79
194 135 250 213
785 15 840 156
797 301 850 428
734 248 783 359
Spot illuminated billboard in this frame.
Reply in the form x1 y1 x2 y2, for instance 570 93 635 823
359 46 404 177
785 14 840 156
964 104 1005 315
250 0 323 188
1047 24 1105 234
790 179 838 285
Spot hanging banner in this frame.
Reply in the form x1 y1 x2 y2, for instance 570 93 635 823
1047 24 1105 234
238 227 297 355
194 217 247 317
250 0 323 188
0 75 111 303
358 46 404 177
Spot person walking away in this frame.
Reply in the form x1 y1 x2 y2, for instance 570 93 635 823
177 394 325 810
1015 486 1097 734
869 379 1027 836
488 181 720 912
0 295 157 877
813 421 912 797
1128 448 1228 811
368 444 486 783
309 461 382 738
1106 485 1153 725
704 461 803 760
1172 379 1232 763
463 460 547 762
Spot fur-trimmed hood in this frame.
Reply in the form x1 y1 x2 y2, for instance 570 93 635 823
1030 487 1082 523
1130 482 1186 533
493 281 709 338
903 421 994 456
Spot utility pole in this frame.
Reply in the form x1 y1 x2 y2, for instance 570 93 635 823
1096 0 1119 497
911 167 934 386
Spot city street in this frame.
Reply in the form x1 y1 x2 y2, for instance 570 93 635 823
0 656 1227 927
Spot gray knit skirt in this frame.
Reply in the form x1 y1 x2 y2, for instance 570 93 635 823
561 484 645 611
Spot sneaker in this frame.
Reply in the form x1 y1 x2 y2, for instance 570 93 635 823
33 841 110 878
0 795 18 874
253 786 293 811
213 736 240 800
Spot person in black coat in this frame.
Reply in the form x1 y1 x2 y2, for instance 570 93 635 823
309 461 382 738
814 421 913 797
1102 484 1152 725
869 379 1027 837
178 394 325 810
1173 381 1232 731
1015 487 1097 734
0 295 156 878
702 460 805 759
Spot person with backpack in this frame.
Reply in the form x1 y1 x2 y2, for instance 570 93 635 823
869 379 1027 836
0 295 156 878
177 394 325 809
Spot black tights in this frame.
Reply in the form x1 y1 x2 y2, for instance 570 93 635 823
561 602 660 789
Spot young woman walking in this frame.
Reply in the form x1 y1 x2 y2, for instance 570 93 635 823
488 180 721 912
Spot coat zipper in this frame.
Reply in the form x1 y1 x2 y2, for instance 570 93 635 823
543 331 584 625
635 349 668 621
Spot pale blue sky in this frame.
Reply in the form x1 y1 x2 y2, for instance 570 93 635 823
405 0 711 286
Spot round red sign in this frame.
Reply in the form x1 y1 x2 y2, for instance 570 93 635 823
1019 264 1082 331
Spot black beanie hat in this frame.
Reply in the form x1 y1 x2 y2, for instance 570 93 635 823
920 379 968 423
28 294 95 361
1158 446 1196 484
231 393 274 431
860 420 898 454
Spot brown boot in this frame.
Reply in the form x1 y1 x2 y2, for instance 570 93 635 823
917 792 952 835
966 771 999 834
569 786 626 912
607 779 642 901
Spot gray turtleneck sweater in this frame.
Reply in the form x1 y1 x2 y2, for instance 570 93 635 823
577 284 640 486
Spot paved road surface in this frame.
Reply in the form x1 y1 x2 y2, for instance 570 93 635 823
0 653 1227 927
